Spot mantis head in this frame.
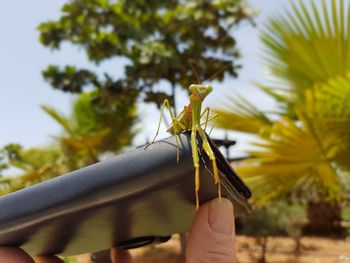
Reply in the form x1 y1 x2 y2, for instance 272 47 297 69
189 84 213 100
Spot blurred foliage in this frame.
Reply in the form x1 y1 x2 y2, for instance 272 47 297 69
42 89 137 157
0 144 22 176
215 0 350 205
63 257 79 263
239 201 307 261
0 91 137 194
240 201 308 238
0 145 67 195
38 0 256 108
342 206 350 221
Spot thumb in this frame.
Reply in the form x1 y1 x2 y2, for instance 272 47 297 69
186 198 237 263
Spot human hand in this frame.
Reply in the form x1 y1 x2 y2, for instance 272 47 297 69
0 247 63 263
186 197 237 263
0 198 237 263
112 197 238 263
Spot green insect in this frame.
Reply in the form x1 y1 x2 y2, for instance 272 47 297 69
146 84 221 209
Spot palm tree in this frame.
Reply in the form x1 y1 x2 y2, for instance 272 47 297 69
0 144 71 195
214 0 350 233
0 90 137 194
42 90 137 167
0 90 137 262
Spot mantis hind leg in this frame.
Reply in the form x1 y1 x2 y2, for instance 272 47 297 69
197 128 222 200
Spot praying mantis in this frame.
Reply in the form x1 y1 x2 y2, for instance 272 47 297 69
146 83 221 209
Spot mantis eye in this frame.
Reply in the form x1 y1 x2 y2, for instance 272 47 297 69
202 85 213 93
189 84 213 98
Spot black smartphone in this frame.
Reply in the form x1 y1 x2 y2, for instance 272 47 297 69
0 133 251 256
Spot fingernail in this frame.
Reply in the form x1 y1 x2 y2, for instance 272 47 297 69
209 198 234 235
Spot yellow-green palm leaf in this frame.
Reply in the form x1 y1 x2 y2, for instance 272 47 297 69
304 73 350 137
261 0 350 102
215 94 273 134
214 0 350 204
303 74 350 170
0 146 68 194
238 115 343 205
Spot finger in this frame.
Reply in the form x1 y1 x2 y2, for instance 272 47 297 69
111 247 133 263
36 256 64 263
0 247 34 263
186 198 237 263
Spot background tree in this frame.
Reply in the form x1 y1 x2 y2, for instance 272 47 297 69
215 0 350 234
42 89 137 167
0 144 21 177
38 0 256 114
0 90 137 195
239 201 307 262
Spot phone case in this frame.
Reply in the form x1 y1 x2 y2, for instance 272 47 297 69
0 132 251 256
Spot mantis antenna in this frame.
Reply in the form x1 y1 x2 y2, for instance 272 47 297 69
188 59 201 84
206 62 232 82
188 60 232 84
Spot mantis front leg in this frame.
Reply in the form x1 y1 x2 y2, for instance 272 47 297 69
197 127 222 200
200 107 219 136
191 123 222 210
145 99 185 163
191 98 222 209
200 107 211 131
191 128 201 210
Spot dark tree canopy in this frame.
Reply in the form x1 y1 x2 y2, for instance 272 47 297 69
38 0 254 108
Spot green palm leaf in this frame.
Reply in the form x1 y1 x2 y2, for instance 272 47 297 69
215 94 273 134
214 0 350 204
261 0 350 103
41 105 74 135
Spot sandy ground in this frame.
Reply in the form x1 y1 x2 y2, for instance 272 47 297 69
69 235 350 262
236 236 350 263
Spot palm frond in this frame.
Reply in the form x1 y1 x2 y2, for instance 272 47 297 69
304 73 350 135
302 73 350 170
215 0 350 205
0 177 12 195
60 129 110 151
237 115 343 205
258 83 293 104
0 166 57 195
41 105 74 135
261 0 350 100
214 94 273 134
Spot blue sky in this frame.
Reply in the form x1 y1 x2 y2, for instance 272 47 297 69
0 0 288 156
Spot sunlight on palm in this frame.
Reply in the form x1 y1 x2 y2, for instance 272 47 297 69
261 0 350 102
215 0 350 204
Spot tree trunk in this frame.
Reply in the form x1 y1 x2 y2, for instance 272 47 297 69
170 82 177 116
303 201 344 236
257 236 267 263
293 236 301 255
90 249 112 263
